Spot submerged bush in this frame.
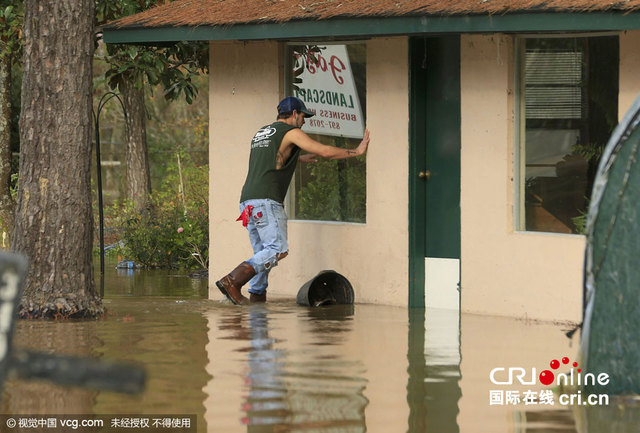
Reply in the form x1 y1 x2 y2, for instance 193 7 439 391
108 154 208 269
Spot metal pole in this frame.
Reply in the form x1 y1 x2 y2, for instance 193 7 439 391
94 111 105 290
93 92 127 298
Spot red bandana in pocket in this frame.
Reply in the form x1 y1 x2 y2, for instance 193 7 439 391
236 205 254 227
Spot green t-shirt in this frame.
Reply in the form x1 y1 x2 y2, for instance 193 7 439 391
240 121 300 204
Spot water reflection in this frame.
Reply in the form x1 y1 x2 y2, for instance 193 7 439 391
205 303 467 433
212 304 368 432
408 308 462 433
92 298 210 426
5 264 640 432
577 400 640 433
243 306 288 429
1 320 99 415
100 257 208 298
1 297 211 433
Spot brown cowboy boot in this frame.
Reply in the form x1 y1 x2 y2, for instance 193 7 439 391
249 292 267 303
216 262 256 305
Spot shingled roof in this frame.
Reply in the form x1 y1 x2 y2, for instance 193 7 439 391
107 0 640 29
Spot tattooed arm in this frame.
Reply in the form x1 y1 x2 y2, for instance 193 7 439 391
281 128 370 160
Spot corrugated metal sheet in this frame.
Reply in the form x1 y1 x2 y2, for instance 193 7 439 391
106 0 640 29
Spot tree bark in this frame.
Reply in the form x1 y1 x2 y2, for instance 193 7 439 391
121 79 151 211
12 0 102 318
0 53 15 245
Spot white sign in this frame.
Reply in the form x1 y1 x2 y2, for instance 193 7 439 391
291 45 365 139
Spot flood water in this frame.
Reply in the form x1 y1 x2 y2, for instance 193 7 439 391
2 259 640 432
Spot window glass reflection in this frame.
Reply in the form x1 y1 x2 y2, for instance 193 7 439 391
519 36 619 234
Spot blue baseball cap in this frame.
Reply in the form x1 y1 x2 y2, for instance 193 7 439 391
277 96 315 117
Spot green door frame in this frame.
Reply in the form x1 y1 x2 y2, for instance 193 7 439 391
409 37 428 307
409 36 462 308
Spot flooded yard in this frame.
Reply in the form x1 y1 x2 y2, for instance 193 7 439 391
1 260 639 432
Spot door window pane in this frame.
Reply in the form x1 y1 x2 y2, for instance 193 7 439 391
286 44 367 223
518 36 618 233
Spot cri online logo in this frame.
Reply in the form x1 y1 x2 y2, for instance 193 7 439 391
490 356 609 387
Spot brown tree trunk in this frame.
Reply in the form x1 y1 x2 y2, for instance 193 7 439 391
0 53 15 246
121 79 151 211
12 0 102 318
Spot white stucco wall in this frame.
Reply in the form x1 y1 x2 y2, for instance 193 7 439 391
209 34 628 320
208 40 281 297
460 34 585 322
209 38 410 305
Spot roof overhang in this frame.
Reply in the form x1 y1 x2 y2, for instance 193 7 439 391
103 12 640 44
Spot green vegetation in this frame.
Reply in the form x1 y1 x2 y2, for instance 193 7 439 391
571 210 587 235
0 1 22 243
96 0 207 105
95 72 209 270
107 150 208 270
296 157 366 222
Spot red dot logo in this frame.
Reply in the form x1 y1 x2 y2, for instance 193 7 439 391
539 370 555 385
540 356 579 385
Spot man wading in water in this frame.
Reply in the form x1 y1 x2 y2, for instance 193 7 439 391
216 96 370 304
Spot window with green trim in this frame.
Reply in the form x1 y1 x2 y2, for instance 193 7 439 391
285 43 367 223
517 36 618 234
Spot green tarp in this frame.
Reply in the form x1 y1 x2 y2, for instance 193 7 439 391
582 93 640 395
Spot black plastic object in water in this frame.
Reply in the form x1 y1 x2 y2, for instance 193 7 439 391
297 270 354 307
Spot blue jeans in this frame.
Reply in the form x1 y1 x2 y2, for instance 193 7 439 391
240 199 289 295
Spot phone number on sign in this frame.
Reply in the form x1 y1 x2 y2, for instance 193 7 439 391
308 119 341 129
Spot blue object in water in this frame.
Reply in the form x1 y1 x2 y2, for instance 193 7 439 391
115 260 136 270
